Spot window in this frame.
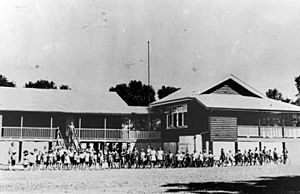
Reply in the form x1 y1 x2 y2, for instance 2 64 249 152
183 112 187 126
173 113 177 127
167 114 172 127
178 112 183 127
166 104 188 129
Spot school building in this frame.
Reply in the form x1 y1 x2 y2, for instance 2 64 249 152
0 87 161 163
151 75 300 164
1 75 300 164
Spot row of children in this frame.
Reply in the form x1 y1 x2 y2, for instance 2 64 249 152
232 147 289 166
8 143 289 170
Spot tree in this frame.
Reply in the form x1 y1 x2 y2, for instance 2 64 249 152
265 88 294 104
157 86 180 99
59 84 71 90
24 79 57 89
266 88 283 100
0 74 16 87
295 75 300 96
109 80 155 106
294 98 300 106
281 98 292 103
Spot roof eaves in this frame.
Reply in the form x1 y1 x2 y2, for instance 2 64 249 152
0 109 145 115
150 97 209 110
150 97 194 107
193 98 209 110
209 107 300 113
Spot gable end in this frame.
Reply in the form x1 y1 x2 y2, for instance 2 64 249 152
201 79 262 98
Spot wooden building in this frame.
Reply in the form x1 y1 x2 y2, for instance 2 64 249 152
0 87 161 162
151 75 300 163
2 75 300 164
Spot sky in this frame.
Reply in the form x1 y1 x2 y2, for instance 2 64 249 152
1 0 300 100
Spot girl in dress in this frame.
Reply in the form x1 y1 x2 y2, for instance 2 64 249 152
140 149 146 168
73 151 79 170
23 150 29 170
157 148 164 168
98 150 104 169
29 151 36 170
64 151 71 170
150 148 157 168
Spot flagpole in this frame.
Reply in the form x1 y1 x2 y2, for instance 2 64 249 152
148 41 150 109
148 41 152 143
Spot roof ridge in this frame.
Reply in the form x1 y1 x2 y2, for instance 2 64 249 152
199 74 266 98
229 74 266 98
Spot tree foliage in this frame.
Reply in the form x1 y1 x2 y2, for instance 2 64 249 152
0 74 16 87
266 88 283 100
265 88 294 104
294 98 300 106
25 79 57 89
109 80 155 106
24 79 71 90
157 86 180 99
295 75 300 96
59 84 71 90
281 98 292 103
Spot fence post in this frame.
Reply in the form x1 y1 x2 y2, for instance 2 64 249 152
18 141 23 163
104 118 107 140
0 115 2 138
79 118 82 139
20 116 23 139
258 117 261 138
50 117 53 140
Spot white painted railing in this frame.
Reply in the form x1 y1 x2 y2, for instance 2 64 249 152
238 125 300 138
1 126 58 140
129 130 161 140
75 128 161 141
237 125 259 137
0 127 161 141
284 126 300 138
260 126 282 138
74 128 129 140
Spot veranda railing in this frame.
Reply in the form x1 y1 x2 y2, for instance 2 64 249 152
1 126 58 140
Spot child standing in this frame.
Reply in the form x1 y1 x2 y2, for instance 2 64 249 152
29 151 36 170
150 148 157 168
157 148 164 168
23 150 29 170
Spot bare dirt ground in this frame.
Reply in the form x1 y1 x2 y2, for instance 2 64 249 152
1 165 300 194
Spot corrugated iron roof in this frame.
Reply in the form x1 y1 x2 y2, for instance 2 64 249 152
196 94 300 112
151 75 300 112
0 87 147 114
152 92 300 112
152 75 267 106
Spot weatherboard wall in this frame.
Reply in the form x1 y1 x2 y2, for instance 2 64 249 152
152 100 209 143
209 116 237 142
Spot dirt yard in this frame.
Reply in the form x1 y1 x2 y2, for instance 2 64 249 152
1 165 300 193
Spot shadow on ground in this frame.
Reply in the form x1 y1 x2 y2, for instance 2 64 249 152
162 176 300 193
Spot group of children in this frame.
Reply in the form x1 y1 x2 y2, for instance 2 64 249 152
233 147 289 166
8 143 289 170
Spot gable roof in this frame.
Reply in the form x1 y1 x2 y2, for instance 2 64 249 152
152 74 264 106
0 87 147 114
196 94 300 112
200 74 266 98
151 75 300 112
